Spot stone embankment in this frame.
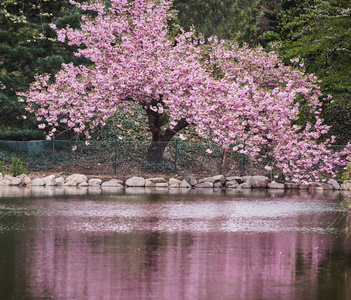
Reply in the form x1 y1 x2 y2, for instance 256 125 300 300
0 173 348 191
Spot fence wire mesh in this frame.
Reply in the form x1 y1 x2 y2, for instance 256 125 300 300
0 139 347 177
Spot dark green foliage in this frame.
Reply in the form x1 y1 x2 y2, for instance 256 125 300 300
277 1 350 100
172 0 261 46
0 128 44 141
323 104 351 145
0 0 88 133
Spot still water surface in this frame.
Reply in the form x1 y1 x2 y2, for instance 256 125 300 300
0 187 351 300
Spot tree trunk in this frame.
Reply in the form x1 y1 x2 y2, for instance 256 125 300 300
145 107 188 163
219 148 228 175
146 141 169 163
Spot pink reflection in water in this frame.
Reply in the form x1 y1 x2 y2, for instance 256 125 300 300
16 230 351 300
9 196 351 300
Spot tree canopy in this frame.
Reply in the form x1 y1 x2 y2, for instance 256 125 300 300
19 0 350 183
261 0 351 144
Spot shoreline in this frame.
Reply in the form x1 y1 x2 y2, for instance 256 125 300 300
0 173 347 192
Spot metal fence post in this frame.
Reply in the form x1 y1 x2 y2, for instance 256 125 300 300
52 136 55 161
174 139 178 175
114 136 118 175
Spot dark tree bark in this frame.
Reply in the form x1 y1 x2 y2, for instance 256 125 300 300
219 148 228 175
145 107 188 162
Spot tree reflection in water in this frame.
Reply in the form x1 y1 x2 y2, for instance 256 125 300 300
0 192 350 300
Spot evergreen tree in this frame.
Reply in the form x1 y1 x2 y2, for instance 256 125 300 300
0 0 87 138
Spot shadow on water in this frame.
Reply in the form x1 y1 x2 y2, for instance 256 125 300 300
0 188 351 300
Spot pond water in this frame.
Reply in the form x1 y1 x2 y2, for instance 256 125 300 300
0 187 351 300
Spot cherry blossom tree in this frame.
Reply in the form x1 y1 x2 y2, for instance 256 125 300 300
19 0 350 183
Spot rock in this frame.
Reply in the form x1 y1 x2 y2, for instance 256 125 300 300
29 178 45 186
285 183 298 189
78 182 89 187
4 175 15 182
125 176 145 187
214 181 223 188
226 176 243 184
184 175 197 186
155 182 168 187
145 179 155 187
101 179 124 188
249 176 269 188
1 175 23 186
195 182 213 188
0 173 3 181
180 180 191 189
267 182 285 189
19 174 31 186
226 182 240 189
225 180 239 188
242 176 253 183
169 178 181 185
169 183 180 188
203 177 214 183
54 177 65 186
308 183 320 190
43 175 56 186
9 177 23 186
66 173 88 185
197 178 205 184
0 179 11 186
240 182 252 189
327 179 340 190
212 175 226 184
64 181 78 186
89 178 102 186
321 183 333 190
149 177 166 184
204 175 225 184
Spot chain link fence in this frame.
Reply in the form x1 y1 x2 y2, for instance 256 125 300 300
0 139 347 177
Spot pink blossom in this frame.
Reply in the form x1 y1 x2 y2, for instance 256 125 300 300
178 134 186 141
